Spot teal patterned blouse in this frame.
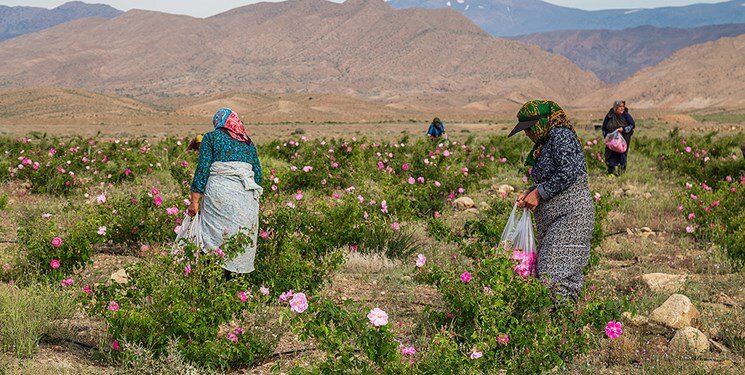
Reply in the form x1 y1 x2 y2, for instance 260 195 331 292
190 130 263 194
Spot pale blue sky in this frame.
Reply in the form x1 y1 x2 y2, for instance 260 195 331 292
0 0 732 17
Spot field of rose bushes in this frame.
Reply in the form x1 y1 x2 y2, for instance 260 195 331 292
0 126 743 374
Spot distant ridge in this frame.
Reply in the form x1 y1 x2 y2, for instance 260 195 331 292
0 1 122 41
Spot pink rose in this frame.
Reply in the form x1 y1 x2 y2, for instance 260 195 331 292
460 271 472 283
415 254 426 268
401 163 410 171
153 196 163 207
279 290 294 302
50 259 60 269
289 292 309 313
51 237 63 248
497 335 510 345
604 321 623 339
238 291 249 303
407 177 415 185
367 308 389 327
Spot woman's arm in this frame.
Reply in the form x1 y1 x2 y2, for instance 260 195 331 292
190 133 213 195
536 128 586 201
247 144 262 185
623 112 635 134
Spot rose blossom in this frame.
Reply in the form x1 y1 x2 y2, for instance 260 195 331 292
51 237 63 248
460 271 472 283
279 290 294 302
367 308 389 327
604 321 623 339
108 301 120 311
112 340 120 351
238 291 249 303
415 254 426 268
50 259 60 269
289 292 309 313
401 346 416 356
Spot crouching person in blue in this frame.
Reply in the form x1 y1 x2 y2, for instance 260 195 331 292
427 117 447 140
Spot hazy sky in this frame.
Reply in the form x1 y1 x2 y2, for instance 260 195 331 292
0 0 732 17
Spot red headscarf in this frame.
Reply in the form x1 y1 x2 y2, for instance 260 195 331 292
213 108 252 145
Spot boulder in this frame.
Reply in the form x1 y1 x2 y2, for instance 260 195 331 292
641 273 687 293
622 311 649 327
453 197 475 210
669 327 709 356
497 184 514 194
110 269 129 285
649 294 699 330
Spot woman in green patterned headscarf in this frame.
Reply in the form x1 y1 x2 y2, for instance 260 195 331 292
508 100 595 304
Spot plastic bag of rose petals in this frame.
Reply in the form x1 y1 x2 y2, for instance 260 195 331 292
604 130 627 153
499 203 537 279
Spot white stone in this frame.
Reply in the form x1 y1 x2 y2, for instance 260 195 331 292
641 273 687 293
649 294 699 330
670 327 709 356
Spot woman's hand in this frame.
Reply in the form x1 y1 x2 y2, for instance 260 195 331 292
616 127 624 133
517 189 540 210
188 192 203 217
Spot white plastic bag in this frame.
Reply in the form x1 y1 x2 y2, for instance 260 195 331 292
174 213 204 250
499 203 537 278
605 130 628 153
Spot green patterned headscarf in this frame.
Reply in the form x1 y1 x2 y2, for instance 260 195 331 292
517 100 575 167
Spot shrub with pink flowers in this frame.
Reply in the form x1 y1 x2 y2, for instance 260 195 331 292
89 237 279 370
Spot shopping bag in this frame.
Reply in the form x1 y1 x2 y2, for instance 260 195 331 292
604 130 628 153
174 213 204 250
499 203 537 279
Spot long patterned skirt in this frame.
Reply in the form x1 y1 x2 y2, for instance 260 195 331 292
534 176 595 302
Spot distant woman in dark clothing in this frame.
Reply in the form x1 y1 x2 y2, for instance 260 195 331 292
602 100 635 175
510 100 594 303
427 117 446 139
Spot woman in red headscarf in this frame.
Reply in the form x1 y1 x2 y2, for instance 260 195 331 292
186 108 263 278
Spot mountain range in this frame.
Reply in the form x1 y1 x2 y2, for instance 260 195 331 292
0 0 599 107
514 23 745 83
0 1 121 41
387 0 745 36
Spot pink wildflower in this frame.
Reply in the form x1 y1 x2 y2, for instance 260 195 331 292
408 177 415 184
289 292 309 313
417 176 425 183
153 196 163 207
82 285 93 295
260 286 270 296
401 346 416 356
688 213 696 220
684 147 692 153
391 222 400 231
686 226 695 233
151 188 160 196
166 206 179 215
349 244 359 252
61 278 74 287
402 163 410 171
295 191 303 201
711 200 720 207
227 333 238 342
181 160 188 167
483 286 494 296
460 271 472 283
604 321 623 339
725 176 733 182
443 150 450 157
214 248 225 258
415 254 426 268
108 301 120 312
50 259 60 269
279 290 294 302
184 264 191 276
260 230 270 239
434 181 441 187
497 335 510 345
367 308 389 327
594 192 601 202
238 291 249 303
51 237 63 248
470 351 483 359
112 340 120 351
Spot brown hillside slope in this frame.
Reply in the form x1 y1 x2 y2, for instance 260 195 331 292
580 34 745 109
0 0 600 106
